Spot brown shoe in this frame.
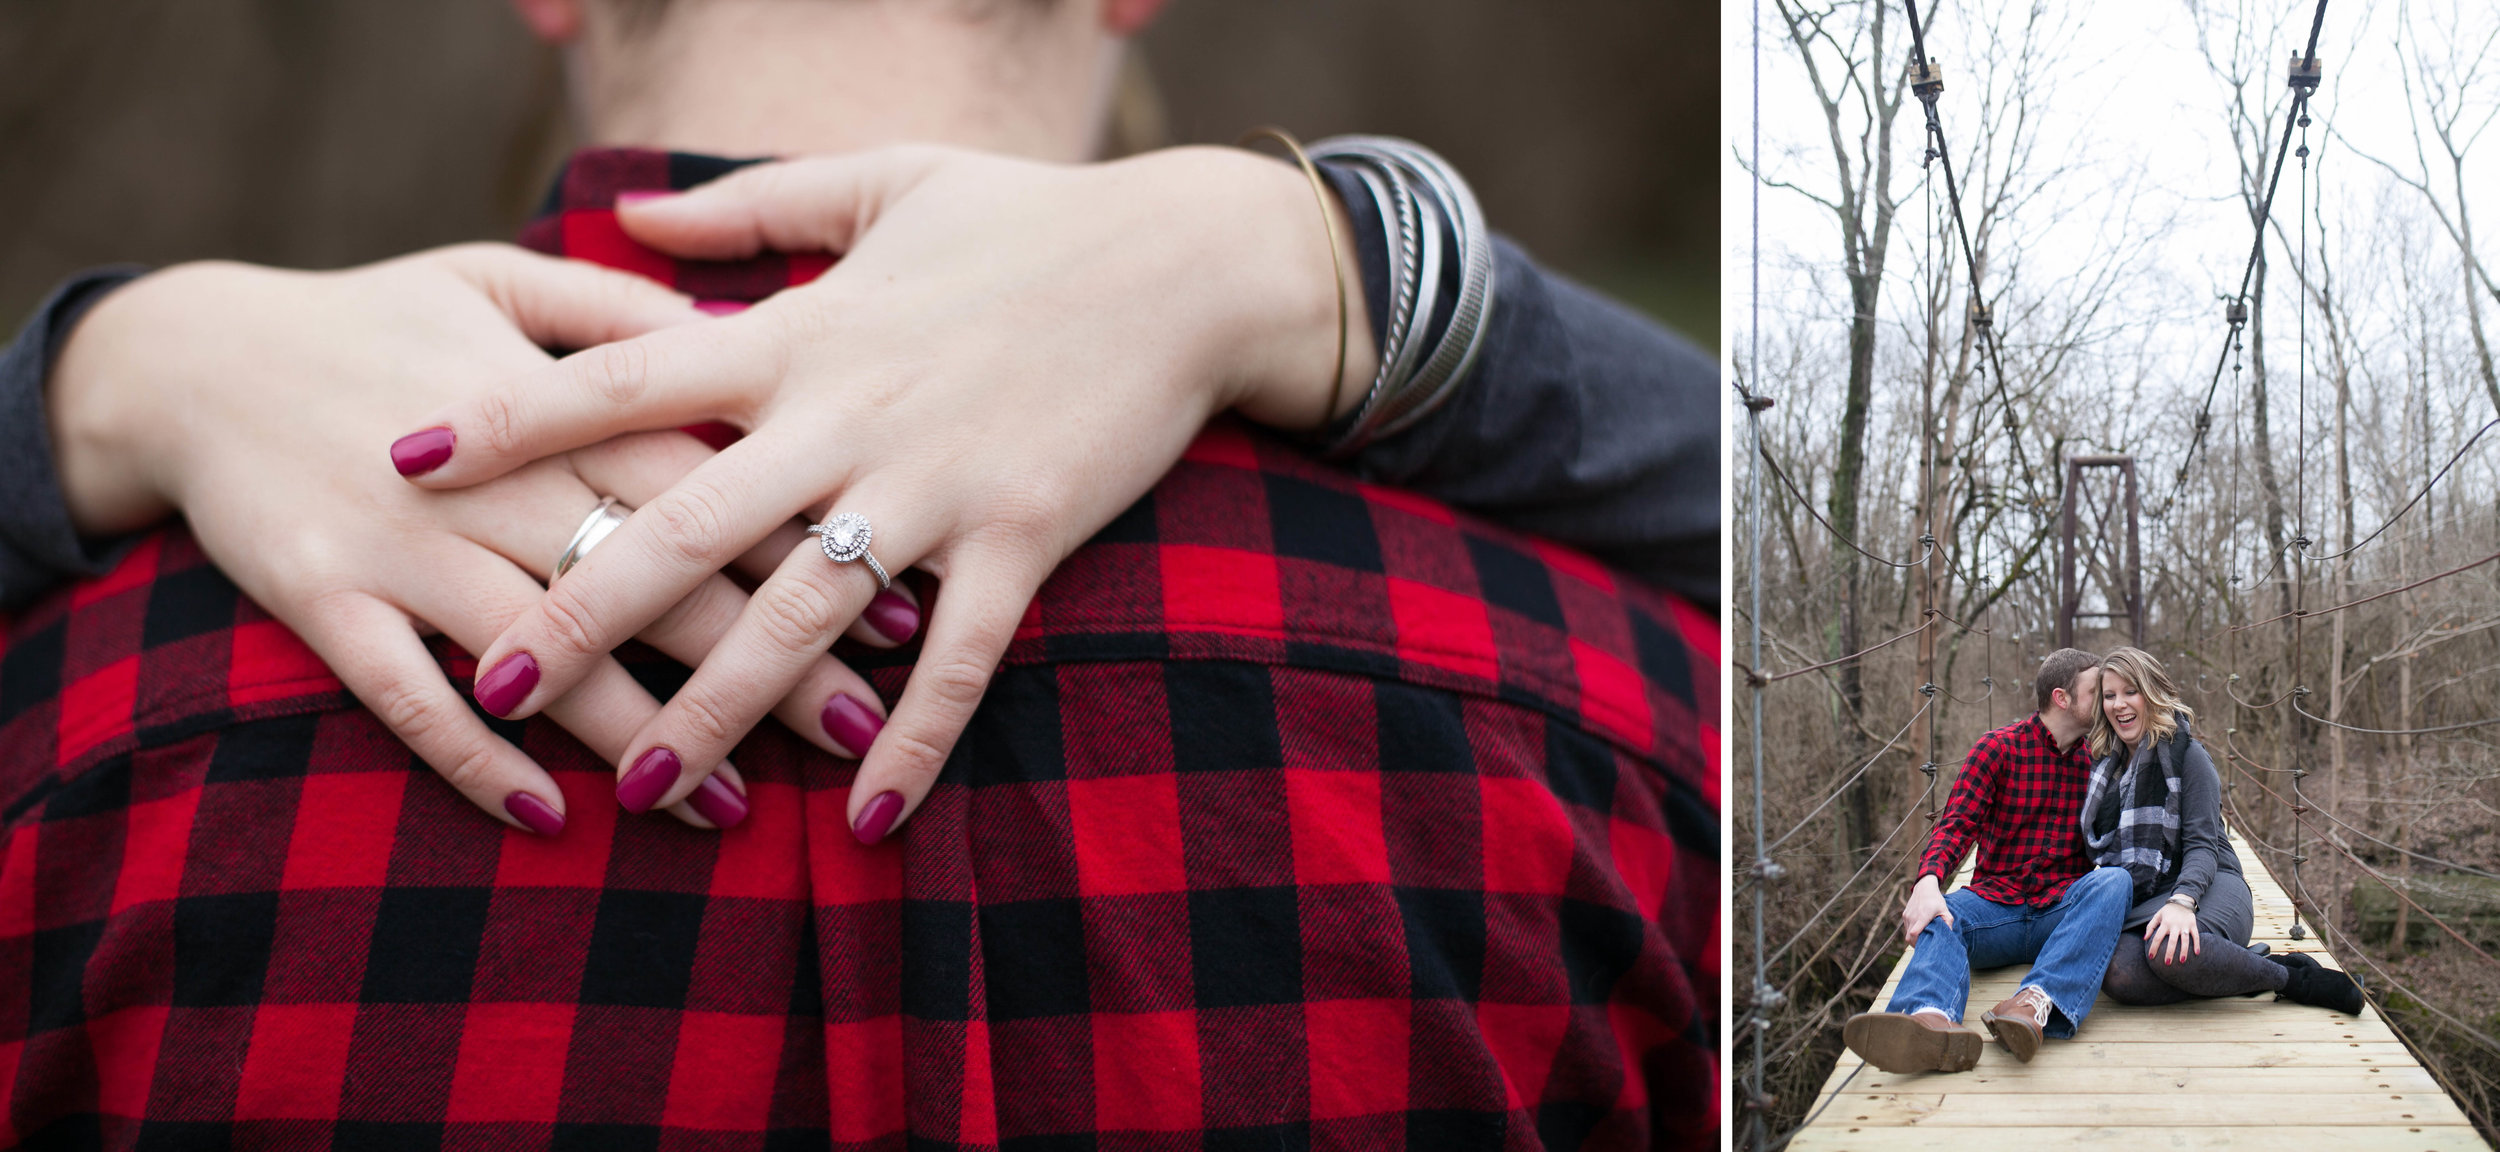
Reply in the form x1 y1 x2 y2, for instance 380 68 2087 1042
1980 986 2054 1063
1841 1011 1982 1073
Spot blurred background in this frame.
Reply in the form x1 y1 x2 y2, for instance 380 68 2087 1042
0 0 1715 345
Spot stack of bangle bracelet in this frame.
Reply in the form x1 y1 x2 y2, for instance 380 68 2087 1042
1305 135 1498 457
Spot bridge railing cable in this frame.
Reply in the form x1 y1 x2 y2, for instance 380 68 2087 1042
2154 0 2334 519
2232 549 2500 632
1760 695 1937 853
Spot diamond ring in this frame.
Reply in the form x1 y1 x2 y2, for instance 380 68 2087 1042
806 512 890 590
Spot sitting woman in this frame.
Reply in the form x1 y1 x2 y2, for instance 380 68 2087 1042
2088 647 2362 1013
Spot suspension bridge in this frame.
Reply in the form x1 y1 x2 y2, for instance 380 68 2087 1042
1740 0 2500 1146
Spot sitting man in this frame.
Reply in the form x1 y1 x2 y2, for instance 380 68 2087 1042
1842 647 2133 1071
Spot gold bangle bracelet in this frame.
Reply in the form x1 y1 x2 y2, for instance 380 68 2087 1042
1239 126 1352 432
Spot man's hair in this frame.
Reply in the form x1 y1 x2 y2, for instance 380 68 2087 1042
2035 647 2099 713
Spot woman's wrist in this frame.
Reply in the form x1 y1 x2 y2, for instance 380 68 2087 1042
48 265 190 537
1181 145 1377 432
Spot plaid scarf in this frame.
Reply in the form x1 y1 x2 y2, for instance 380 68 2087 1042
2080 721 2188 899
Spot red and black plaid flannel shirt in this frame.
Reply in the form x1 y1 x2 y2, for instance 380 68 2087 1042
0 149 1720 1150
1917 713 2095 908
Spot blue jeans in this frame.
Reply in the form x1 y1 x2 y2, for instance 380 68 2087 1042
1883 866 2133 1038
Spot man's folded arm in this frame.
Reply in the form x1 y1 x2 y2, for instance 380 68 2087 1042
1312 161 1717 604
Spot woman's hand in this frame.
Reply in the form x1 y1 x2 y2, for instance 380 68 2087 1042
2145 901 2202 965
48 245 910 832
393 144 1376 843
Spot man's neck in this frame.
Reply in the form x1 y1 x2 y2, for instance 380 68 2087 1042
571 0 1119 162
2037 709 2086 752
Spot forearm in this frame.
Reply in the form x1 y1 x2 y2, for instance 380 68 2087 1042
0 266 149 612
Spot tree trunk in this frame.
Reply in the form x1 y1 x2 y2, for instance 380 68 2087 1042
1834 261 1880 859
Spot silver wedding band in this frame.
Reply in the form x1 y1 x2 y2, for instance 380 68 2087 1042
556 496 631 580
807 511 890 590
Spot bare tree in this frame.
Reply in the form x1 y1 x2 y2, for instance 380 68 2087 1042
2343 0 2500 419
1768 0 1911 858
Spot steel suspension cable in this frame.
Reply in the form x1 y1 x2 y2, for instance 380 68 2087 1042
1901 0 2040 504
2154 0 2334 519
1744 0 1769 1135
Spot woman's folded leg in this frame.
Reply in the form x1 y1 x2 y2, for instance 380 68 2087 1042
2102 931 2191 1005
2104 929 2288 1003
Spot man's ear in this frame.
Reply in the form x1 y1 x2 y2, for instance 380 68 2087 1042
1100 0 1170 37
510 0 585 43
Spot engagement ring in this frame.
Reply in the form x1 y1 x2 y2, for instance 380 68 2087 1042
807 512 890 590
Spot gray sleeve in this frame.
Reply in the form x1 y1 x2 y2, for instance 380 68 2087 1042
1342 238 1720 604
2171 740 2228 905
0 267 149 613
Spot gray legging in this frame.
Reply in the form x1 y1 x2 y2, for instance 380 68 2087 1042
2101 871 2286 1004
2103 929 2287 1004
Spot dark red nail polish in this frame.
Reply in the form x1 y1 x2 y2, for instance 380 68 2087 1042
474 652 539 718
390 427 456 477
687 772 749 829
617 746 681 813
614 189 675 208
862 589 921 644
852 790 904 846
820 693 884 757
694 299 750 317
504 792 565 836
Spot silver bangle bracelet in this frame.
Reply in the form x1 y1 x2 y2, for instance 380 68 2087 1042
1363 139 1497 440
1307 136 1497 454
1341 161 1418 448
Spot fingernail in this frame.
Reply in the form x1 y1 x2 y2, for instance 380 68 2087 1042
862 589 921 644
390 427 456 477
687 772 749 829
694 299 750 317
852 790 904 846
474 652 539 718
617 746 681 813
820 693 884 758
614 189 676 208
504 792 565 836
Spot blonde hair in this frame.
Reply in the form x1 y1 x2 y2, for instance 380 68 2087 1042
2087 646 2194 760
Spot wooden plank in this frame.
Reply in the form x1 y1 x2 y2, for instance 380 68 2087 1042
2035 1015 2396 1042
1995 1040 2415 1067
1850 1064 2441 1093
1815 1091 2468 1127
1845 1000 2390 1041
1794 827 2486 1144
1817 1040 2424 1093
1789 1125 2489 1151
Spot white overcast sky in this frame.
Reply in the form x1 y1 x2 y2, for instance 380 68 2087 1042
1721 0 2500 559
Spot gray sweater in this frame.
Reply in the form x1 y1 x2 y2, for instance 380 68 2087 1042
2103 729 2246 933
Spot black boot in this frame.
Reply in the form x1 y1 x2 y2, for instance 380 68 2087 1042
2269 951 2320 973
2280 961 2366 1016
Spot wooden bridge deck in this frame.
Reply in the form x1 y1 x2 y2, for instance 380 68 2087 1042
1788 830 2488 1150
